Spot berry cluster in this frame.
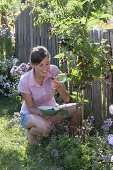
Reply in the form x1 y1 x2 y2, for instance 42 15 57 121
1 10 8 28
60 56 67 65
57 38 74 51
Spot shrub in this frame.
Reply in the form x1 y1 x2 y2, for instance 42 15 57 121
0 58 15 97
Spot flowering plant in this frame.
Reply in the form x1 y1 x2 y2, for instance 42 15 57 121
38 113 113 169
0 58 15 97
101 105 113 149
0 58 30 110
10 62 30 76
10 62 30 97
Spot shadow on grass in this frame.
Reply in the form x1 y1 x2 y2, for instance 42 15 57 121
0 147 28 170
0 144 46 170
25 144 48 169
0 95 21 117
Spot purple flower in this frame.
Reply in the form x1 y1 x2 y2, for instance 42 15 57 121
16 63 27 74
101 124 110 132
104 118 113 127
99 151 111 162
101 118 113 132
51 149 59 157
19 63 27 71
10 62 30 77
108 134 113 145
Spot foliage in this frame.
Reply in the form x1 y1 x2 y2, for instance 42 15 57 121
0 1 17 59
0 0 32 60
0 58 22 110
32 0 113 95
0 27 15 60
0 0 26 27
0 58 16 97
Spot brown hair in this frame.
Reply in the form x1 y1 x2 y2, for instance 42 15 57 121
30 46 50 65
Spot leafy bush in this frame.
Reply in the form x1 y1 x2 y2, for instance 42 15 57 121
0 58 16 97
0 58 27 111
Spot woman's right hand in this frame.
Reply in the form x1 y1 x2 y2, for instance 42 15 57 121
51 78 61 91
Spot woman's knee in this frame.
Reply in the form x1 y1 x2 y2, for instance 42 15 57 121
58 103 78 113
26 115 52 135
48 114 64 124
41 121 52 134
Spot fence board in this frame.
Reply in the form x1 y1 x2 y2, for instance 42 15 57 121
92 80 102 120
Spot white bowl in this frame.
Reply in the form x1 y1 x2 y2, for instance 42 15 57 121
38 106 59 111
38 106 59 116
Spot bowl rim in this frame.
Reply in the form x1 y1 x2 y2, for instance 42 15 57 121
38 105 59 111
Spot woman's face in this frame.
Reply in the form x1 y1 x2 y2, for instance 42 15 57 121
33 56 50 78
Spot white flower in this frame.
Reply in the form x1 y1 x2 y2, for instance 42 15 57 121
109 105 113 115
111 155 113 162
108 134 113 145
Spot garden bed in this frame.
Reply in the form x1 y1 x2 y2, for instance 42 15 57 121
1 97 113 170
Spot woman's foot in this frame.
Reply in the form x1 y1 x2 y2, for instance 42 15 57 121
28 127 41 135
27 132 39 145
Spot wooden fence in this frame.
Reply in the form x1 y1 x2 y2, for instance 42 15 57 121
15 8 113 120
15 7 59 65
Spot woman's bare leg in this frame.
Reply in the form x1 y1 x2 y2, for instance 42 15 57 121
57 103 83 137
48 113 64 124
26 114 52 134
25 103 83 144
26 114 52 144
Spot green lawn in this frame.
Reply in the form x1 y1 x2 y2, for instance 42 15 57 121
0 96 47 170
0 96 68 170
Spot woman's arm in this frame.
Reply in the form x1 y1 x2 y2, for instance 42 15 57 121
21 92 43 116
51 78 70 102
57 83 70 102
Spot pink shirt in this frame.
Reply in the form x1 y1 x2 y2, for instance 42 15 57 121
18 65 61 114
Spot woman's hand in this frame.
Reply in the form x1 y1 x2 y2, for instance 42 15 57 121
51 77 70 103
51 78 61 91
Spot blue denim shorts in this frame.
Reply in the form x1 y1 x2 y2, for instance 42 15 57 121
20 113 28 129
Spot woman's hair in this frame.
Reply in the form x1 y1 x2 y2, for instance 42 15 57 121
30 46 50 65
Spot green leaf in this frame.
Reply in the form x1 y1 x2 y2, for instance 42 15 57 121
56 73 68 83
54 53 64 58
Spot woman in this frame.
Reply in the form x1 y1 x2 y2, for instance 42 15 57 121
18 45 82 144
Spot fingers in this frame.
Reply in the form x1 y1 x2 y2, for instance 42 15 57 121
51 78 61 90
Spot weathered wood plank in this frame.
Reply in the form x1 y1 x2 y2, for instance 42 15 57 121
92 80 102 120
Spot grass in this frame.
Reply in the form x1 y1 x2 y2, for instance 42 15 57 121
0 96 68 170
0 96 48 170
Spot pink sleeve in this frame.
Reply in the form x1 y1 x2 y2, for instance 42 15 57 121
18 78 31 94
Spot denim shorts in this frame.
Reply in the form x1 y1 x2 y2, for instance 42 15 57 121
20 113 29 129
